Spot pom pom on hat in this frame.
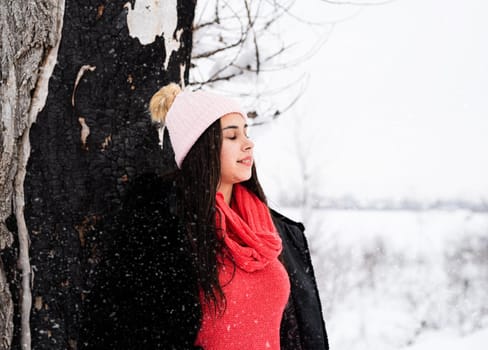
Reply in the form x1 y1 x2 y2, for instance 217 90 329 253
149 83 247 168
149 83 182 124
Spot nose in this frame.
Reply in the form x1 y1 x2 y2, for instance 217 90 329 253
243 137 254 151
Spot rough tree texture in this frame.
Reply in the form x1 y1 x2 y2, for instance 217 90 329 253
1 1 64 349
1 0 196 349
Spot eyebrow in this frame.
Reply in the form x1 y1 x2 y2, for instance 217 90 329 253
222 124 248 131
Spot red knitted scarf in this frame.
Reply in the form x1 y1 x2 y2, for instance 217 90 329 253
215 184 282 272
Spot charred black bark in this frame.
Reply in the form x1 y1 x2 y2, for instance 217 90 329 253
14 1 196 349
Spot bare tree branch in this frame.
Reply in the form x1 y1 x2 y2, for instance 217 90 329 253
192 36 248 59
190 71 245 85
192 0 393 119
320 0 395 5
244 0 260 74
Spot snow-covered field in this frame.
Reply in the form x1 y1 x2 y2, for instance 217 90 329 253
403 328 488 350
278 207 488 349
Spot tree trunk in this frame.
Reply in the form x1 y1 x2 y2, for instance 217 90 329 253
1 1 65 349
0 0 196 349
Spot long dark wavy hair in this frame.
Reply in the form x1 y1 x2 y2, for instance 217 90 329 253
174 118 267 314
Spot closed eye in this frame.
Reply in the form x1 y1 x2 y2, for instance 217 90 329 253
222 125 249 140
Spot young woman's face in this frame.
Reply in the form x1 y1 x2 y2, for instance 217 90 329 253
219 113 254 192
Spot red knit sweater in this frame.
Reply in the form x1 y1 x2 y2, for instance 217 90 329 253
195 257 290 349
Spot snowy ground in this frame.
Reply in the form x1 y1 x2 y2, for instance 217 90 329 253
403 328 488 350
276 207 488 349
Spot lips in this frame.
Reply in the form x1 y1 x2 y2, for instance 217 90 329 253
237 156 253 166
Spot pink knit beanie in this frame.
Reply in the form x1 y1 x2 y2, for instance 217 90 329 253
149 84 247 168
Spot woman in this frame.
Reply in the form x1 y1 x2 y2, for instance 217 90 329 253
80 84 328 349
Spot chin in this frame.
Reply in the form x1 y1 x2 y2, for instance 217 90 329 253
234 173 252 184
242 173 253 182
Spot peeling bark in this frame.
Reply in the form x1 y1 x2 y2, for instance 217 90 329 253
2 0 196 348
0 258 13 350
1 1 65 349
14 129 33 350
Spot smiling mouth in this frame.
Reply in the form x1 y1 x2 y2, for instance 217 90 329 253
237 158 253 166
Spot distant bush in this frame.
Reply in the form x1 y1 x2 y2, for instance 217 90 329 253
444 234 488 333
306 209 488 348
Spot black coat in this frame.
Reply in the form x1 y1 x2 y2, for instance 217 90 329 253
80 174 328 350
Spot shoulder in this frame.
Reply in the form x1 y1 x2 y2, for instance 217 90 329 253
270 209 305 231
270 209 307 251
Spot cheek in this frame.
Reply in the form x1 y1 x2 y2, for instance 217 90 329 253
219 147 233 180
219 144 251 183
220 147 232 170
220 140 239 167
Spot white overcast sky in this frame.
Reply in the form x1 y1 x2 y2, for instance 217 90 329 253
250 0 488 202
